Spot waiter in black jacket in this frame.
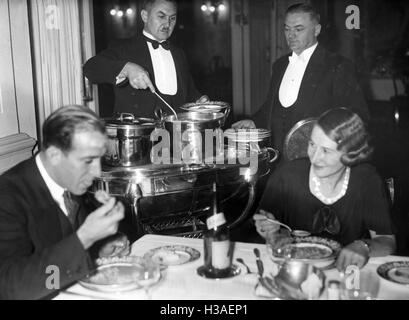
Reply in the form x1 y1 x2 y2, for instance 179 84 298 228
84 0 208 118
232 3 369 156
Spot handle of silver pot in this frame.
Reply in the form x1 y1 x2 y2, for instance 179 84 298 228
223 105 231 120
154 106 164 122
227 180 256 230
119 113 135 122
267 147 279 163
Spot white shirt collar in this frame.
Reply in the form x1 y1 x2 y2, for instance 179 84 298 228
289 42 318 64
35 153 65 203
143 30 166 43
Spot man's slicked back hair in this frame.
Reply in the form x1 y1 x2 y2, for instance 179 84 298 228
285 2 320 24
141 0 177 10
42 105 106 152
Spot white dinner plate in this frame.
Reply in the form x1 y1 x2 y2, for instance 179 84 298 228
143 245 200 266
78 256 161 293
377 261 409 286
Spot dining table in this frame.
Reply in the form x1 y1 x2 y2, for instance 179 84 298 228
55 234 409 300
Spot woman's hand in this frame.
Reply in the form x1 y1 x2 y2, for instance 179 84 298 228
336 240 370 271
253 209 280 239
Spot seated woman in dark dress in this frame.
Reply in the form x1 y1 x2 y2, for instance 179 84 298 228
254 108 396 270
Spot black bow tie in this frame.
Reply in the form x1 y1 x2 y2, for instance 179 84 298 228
144 36 170 50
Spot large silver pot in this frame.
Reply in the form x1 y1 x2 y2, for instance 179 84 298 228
104 113 157 167
161 112 225 164
224 128 279 164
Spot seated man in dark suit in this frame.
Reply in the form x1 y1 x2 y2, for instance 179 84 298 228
0 105 126 299
84 0 208 118
232 3 369 156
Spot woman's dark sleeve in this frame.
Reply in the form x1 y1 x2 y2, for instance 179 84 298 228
257 166 287 221
362 168 395 235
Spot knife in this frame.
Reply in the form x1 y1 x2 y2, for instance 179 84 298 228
253 248 264 277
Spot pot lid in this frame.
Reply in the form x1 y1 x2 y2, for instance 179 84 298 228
224 128 271 142
180 101 230 113
104 113 157 129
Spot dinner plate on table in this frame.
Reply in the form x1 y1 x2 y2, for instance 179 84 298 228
79 256 162 293
143 245 201 267
377 261 409 286
267 236 341 269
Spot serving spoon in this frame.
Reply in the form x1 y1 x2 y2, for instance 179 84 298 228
153 91 178 119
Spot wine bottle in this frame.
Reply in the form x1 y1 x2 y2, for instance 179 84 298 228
202 182 232 277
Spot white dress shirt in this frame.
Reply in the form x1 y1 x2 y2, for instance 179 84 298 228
143 31 177 95
35 154 69 216
278 42 318 108
115 31 178 95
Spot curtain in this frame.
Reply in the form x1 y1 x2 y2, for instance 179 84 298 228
30 0 83 130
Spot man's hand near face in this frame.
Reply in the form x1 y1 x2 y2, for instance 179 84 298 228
76 197 125 250
98 232 131 258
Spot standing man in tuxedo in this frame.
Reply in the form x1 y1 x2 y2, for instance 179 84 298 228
84 0 208 118
0 105 126 299
233 3 369 155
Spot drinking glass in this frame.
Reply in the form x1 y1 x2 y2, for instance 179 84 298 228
266 228 293 259
340 268 380 300
134 258 161 299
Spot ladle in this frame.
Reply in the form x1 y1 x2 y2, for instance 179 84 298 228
153 91 178 119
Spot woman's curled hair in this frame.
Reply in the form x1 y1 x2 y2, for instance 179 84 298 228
317 108 373 166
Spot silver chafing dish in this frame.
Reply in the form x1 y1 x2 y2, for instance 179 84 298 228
91 105 278 240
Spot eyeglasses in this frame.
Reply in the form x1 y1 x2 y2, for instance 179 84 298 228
312 206 341 235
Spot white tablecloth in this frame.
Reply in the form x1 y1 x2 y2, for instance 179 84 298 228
55 234 409 300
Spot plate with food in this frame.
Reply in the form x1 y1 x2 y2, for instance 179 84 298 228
79 256 161 292
267 236 341 268
377 261 409 286
143 245 201 267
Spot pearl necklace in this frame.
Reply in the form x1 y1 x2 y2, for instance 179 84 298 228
311 167 350 205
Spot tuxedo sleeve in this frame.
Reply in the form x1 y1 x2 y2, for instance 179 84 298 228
179 49 202 102
361 167 395 236
0 193 94 300
332 58 370 124
256 165 286 222
83 44 130 85
252 65 275 129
